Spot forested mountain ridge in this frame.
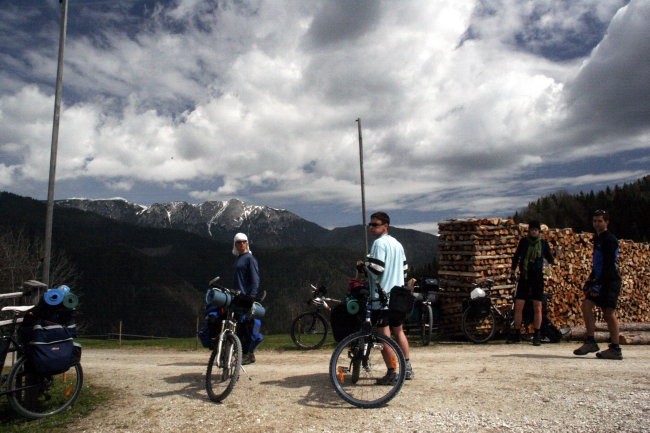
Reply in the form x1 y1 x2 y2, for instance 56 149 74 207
512 175 650 242
0 192 436 336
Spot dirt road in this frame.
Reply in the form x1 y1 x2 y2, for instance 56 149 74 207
68 343 649 433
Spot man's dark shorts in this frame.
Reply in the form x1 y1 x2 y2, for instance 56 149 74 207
371 309 408 328
586 280 621 310
514 277 544 302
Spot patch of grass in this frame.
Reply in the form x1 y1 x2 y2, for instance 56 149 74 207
0 382 111 433
76 332 436 353
75 334 341 352
76 337 200 351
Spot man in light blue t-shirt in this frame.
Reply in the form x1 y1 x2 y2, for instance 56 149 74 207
365 211 413 384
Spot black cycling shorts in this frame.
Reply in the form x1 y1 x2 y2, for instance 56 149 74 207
586 280 621 310
514 277 545 302
371 309 408 328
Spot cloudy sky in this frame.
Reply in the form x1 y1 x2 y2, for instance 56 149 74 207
1 0 648 234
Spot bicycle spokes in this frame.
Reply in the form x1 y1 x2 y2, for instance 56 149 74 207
330 332 406 408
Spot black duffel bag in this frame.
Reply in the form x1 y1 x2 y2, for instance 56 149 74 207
388 286 415 314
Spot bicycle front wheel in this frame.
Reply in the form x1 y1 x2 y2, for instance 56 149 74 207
419 303 434 346
329 331 406 408
205 333 242 402
290 312 328 350
462 305 496 343
7 357 83 419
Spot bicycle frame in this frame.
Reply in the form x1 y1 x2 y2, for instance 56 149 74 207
214 311 239 368
307 284 341 314
0 293 29 377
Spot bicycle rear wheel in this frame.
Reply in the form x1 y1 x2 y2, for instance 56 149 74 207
7 357 83 419
462 305 496 343
290 312 328 350
205 333 242 402
329 331 406 408
420 303 434 346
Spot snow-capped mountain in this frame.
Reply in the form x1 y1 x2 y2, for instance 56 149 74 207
55 197 328 248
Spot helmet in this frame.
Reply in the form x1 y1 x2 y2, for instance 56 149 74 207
470 288 486 300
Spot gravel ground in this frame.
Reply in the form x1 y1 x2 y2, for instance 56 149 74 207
68 342 649 433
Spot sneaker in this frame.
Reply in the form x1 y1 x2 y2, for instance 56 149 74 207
573 341 600 356
376 370 399 386
405 361 414 380
596 344 623 360
532 336 541 346
241 352 256 365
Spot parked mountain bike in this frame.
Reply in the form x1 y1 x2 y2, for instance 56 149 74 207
204 276 265 403
404 289 438 346
329 290 406 408
461 279 516 343
1 281 83 419
290 284 341 350
462 278 563 344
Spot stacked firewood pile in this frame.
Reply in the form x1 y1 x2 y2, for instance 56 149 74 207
437 218 650 342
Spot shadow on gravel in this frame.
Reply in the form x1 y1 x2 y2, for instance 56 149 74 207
145 372 206 401
158 361 206 367
491 353 578 360
260 373 348 409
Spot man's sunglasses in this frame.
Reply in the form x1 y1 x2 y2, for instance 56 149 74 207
368 222 385 227
593 209 608 216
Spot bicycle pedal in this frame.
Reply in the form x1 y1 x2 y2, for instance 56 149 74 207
372 343 384 350
337 366 347 383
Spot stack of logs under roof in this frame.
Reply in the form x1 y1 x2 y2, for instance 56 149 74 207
436 218 650 341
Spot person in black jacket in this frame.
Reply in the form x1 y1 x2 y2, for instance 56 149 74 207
507 220 554 346
573 210 623 360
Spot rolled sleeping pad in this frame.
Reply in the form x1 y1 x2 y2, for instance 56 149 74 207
249 302 265 319
346 298 360 315
43 288 65 306
63 292 79 309
205 288 233 308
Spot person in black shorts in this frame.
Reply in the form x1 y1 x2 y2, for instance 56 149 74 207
364 212 412 384
507 220 554 346
574 210 623 360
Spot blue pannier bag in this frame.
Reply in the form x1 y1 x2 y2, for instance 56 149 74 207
24 319 75 375
249 318 263 353
198 305 221 349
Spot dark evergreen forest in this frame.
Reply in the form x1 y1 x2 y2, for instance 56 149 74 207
512 175 650 242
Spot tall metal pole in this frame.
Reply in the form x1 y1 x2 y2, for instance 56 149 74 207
356 118 368 256
43 0 69 287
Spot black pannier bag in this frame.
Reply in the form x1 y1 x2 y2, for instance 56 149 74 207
23 319 75 376
331 303 363 342
388 286 415 314
331 280 369 342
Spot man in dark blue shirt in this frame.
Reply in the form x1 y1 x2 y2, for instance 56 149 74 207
573 210 623 360
232 232 262 365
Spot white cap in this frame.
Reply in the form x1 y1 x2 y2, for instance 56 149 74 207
470 287 486 300
232 232 250 255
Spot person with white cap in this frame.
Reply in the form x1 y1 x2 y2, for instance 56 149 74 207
232 232 261 364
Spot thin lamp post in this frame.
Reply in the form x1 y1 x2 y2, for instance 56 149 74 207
356 118 368 256
43 0 69 287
